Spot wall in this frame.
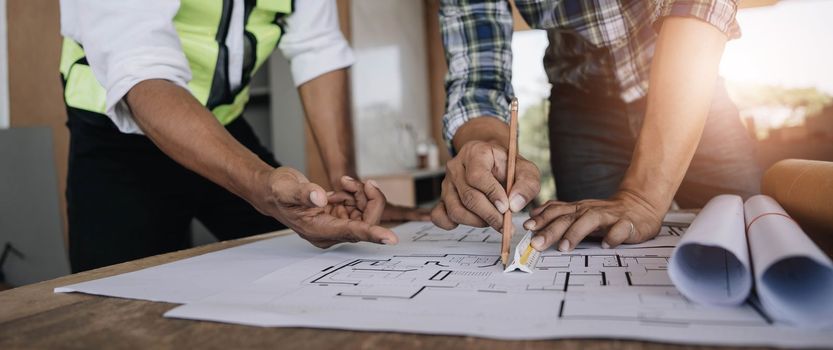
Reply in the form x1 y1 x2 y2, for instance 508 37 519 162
0 0 9 129
6 0 68 239
268 54 307 173
424 0 450 165
350 0 431 177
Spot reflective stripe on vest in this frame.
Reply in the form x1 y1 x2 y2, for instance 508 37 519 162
59 0 293 125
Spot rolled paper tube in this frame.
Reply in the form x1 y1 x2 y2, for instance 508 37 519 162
762 159 833 232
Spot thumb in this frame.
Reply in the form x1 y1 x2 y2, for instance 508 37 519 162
303 183 329 208
277 178 328 208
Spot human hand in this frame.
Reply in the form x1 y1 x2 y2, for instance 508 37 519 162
431 140 541 231
524 191 664 252
324 176 386 223
327 177 431 222
251 168 398 248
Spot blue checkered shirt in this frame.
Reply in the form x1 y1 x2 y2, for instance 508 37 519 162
440 0 740 145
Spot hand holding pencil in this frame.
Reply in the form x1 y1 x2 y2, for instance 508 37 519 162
431 98 541 256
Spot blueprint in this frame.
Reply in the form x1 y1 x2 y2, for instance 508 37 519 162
165 217 833 348
670 195 833 329
54 233 324 303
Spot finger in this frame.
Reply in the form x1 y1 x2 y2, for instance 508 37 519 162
443 182 488 227
341 220 399 245
350 209 362 221
530 214 576 251
453 178 503 231
310 213 399 245
336 205 349 219
362 180 386 224
507 159 542 212
464 151 509 214
278 181 327 208
327 191 356 206
530 200 566 216
431 201 458 230
484 144 508 183
340 176 368 209
526 203 579 231
561 210 617 252
602 219 634 249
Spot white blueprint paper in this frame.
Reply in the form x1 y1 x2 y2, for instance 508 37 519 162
53 215 683 304
745 195 833 329
54 233 325 303
668 195 753 306
165 217 833 348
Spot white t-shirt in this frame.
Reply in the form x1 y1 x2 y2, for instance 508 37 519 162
60 0 355 134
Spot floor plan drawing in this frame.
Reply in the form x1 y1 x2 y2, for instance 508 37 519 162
282 242 770 328
165 218 833 347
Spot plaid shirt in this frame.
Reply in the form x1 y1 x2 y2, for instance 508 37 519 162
440 0 740 145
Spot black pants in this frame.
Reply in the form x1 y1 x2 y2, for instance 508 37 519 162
66 108 286 273
548 80 762 208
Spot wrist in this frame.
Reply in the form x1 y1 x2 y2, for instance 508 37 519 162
232 161 276 205
451 116 510 151
615 186 668 219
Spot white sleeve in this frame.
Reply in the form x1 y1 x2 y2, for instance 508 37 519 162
278 0 355 86
60 0 192 134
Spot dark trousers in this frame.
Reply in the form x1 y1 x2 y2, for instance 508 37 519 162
548 80 762 208
66 108 286 273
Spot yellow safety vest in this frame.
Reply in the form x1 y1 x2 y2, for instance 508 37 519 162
59 0 293 125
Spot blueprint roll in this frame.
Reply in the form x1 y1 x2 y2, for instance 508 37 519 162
668 195 752 306
744 195 833 329
762 159 833 232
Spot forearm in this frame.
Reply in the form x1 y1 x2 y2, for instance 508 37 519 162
126 79 272 202
620 17 728 210
298 68 357 188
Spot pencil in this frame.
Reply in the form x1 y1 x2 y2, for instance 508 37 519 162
501 97 519 268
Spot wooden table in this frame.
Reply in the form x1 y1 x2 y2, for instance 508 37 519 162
0 229 771 350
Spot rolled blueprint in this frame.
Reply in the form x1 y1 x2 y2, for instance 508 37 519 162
668 195 752 306
744 195 833 329
762 159 833 232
